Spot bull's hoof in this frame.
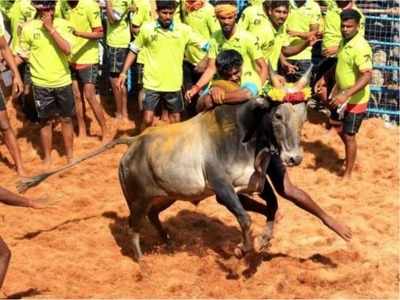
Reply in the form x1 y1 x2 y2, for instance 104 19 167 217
233 243 252 259
254 234 272 253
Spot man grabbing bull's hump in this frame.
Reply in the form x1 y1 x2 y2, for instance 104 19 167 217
198 49 352 244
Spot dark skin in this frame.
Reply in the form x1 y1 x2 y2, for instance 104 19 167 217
185 11 267 101
0 187 48 293
329 19 372 179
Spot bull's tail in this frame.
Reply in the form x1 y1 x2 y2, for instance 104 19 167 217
16 136 137 193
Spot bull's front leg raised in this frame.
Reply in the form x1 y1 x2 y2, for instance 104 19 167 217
208 174 253 257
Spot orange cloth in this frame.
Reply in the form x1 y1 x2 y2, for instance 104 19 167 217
214 4 237 18
185 0 205 12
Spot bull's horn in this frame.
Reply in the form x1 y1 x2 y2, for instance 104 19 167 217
294 64 313 90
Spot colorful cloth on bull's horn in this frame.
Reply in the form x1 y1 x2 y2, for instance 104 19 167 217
262 83 311 104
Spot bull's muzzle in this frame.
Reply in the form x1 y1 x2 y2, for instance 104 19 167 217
281 150 303 167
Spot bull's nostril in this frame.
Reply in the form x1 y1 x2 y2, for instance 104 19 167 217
289 157 296 165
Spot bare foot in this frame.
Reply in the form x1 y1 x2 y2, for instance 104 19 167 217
323 215 352 241
43 158 52 170
17 166 28 177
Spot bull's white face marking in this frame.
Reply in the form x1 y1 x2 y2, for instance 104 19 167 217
271 103 305 167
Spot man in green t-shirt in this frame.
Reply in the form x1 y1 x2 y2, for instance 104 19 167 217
328 9 372 179
0 10 25 176
185 1 267 101
17 0 76 168
56 0 110 142
105 0 133 122
117 0 208 130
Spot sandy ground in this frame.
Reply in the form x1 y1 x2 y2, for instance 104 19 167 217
0 98 399 299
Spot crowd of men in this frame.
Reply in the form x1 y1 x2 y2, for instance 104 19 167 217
0 0 372 178
0 0 376 293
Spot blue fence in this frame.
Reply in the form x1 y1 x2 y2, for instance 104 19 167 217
363 9 400 123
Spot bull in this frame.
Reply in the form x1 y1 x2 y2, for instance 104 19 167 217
17 69 312 261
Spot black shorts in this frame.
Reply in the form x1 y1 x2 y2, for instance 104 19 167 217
71 64 99 85
342 111 366 135
143 89 184 113
133 63 144 86
32 84 75 120
106 46 128 75
18 62 32 85
0 91 5 111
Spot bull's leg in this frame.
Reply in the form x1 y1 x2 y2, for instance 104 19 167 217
148 199 175 244
210 177 252 256
128 200 150 261
253 180 279 251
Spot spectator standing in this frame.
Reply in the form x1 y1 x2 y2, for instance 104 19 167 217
56 0 110 142
17 0 76 168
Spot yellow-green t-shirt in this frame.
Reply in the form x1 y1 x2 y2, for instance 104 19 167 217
322 4 365 52
182 2 219 65
18 18 75 88
285 2 321 60
130 21 208 91
106 0 132 48
0 11 5 37
56 0 102 64
238 6 285 71
209 28 264 90
335 33 372 110
130 0 152 64
8 0 36 54
0 0 13 18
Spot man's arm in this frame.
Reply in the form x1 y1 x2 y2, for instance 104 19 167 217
73 28 103 40
105 0 118 24
330 69 372 106
0 36 23 97
116 49 137 89
0 186 43 208
185 57 217 101
42 13 71 55
255 57 268 86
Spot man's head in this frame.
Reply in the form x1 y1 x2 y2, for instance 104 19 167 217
67 0 79 8
215 49 243 83
214 1 237 35
265 0 289 28
156 0 177 28
340 9 361 40
32 0 56 16
335 0 351 9
294 0 306 7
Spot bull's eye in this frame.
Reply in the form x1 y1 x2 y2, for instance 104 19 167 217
275 113 283 120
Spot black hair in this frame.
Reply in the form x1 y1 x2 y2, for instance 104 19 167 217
155 0 177 11
215 49 243 77
31 0 56 5
214 0 237 6
340 9 361 23
264 0 289 10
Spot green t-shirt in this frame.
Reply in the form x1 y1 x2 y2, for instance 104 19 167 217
55 0 102 64
285 2 321 60
130 0 152 64
8 0 36 54
209 28 263 90
335 32 372 107
182 2 219 65
18 18 75 88
130 21 207 91
0 11 5 37
106 0 133 48
322 4 365 52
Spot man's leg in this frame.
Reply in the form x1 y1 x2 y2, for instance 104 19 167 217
267 155 352 241
0 237 11 290
141 90 160 130
339 111 365 178
142 110 155 131
83 82 109 142
110 76 128 120
60 117 74 163
39 120 53 168
71 79 87 138
165 91 184 124
0 110 26 176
